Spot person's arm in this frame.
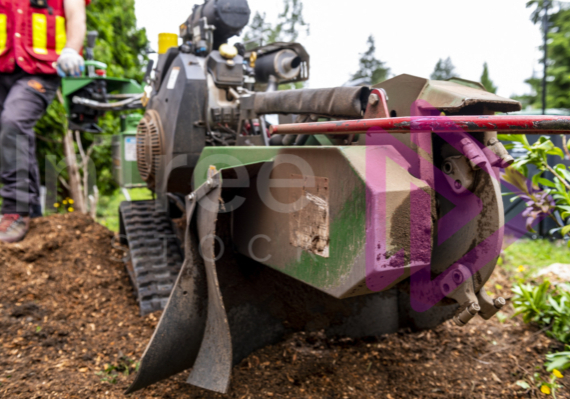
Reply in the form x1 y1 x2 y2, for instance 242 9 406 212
56 0 87 77
64 0 86 52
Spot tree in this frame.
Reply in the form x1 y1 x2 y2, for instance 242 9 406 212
527 0 552 24
430 57 458 80
350 35 390 85
35 0 149 205
521 2 570 109
480 62 498 93
243 0 309 50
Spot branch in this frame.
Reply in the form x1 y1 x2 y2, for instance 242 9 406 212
75 130 86 161
35 134 60 144
58 176 70 190
56 89 64 104
82 140 98 212
563 135 570 160
545 163 570 191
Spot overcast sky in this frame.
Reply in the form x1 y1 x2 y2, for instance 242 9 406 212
135 0 543 99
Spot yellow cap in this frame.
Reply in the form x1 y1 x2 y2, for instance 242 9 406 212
219 43 238 59
249 51 257 68
158 33 178 55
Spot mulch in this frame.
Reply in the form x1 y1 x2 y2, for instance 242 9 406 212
0 213 567 398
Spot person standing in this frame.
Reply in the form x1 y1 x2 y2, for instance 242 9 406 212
0 0 89 242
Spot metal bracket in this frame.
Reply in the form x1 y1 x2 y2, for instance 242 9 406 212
439 264 480 326
442 155 475 195
363 88 390 119
439 264 505 326
477 289 506 320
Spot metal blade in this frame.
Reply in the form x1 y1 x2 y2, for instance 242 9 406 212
126 198 207 393
187 172 233 393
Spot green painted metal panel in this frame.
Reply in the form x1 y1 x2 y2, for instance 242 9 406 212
112 114 146 188
61 76 143 115
193 146 282 187
196 146 369 292
313 134 334 146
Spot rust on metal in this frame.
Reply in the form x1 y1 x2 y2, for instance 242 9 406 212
269 115 570 136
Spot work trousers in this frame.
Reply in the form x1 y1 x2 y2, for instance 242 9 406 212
0 67 60 216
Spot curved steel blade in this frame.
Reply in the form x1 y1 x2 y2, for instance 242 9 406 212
187 173 233 393
126 198 207 393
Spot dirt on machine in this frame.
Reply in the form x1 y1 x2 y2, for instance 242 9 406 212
60 0 570 395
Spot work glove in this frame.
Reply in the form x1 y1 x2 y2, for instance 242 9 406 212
56 48 85 77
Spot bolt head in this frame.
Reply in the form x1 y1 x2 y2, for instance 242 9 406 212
494 297 506 308
368 93 379 106
452 271 464 284
468 303 481 313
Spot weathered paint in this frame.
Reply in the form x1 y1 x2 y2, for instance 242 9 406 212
374 74 521 115
193 146 281 188
224 147 369 294
284 180 367 291
201 145 432 298
269 115 570 136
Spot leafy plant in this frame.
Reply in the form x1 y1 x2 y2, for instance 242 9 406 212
546 348 570 372
95 356 139 384
513 281 570 375
513 281 570 343
500 134 570 240
536 369 564 398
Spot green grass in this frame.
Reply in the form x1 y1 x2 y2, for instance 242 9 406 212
502 238 570 279
96 188 153 232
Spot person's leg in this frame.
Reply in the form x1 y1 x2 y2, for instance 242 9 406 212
0 73 59 240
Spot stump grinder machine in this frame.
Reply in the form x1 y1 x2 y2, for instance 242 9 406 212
111 0 570 394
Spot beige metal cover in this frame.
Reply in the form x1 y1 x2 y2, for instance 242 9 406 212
375 74 521 116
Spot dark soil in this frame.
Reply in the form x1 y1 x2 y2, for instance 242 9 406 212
0 213 567 398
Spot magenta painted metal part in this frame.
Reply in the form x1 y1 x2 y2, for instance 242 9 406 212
269 115 570 136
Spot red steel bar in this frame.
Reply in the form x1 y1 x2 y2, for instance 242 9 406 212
268 115 570 136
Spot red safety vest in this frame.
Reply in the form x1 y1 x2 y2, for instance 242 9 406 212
0 0 89 75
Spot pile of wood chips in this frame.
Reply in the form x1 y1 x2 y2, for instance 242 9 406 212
0 213 566 398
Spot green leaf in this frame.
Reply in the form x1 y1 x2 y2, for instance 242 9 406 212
515 380 531 390
548 147 565 158
562 225 570 237
498 134 529 147
537 178 557 188
532 173 543 187
557 166 570 183
546 354 570 372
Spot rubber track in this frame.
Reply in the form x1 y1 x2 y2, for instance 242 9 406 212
119 200 183 315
